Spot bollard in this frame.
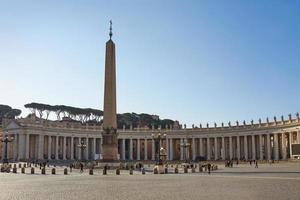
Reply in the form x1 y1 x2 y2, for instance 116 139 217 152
13 167 17 173
192 167 196 173
6 166 11 173
52 168 56 175
41 168 46 175
89 169 93 175
31 167 35 174
103 168 107 175
142 168 145 175
21 167 25 174
153 167 158 174
174 167 178 174
184 167 188 173
116 168 120 175
129 169 133 175
64 168 68 175
164 167 168 174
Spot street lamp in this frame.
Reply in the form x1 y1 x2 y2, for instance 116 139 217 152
1 133 14 164
77 139 86 162
151 130 166 165
181 138 190 163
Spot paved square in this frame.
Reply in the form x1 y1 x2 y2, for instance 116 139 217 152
0 162 300 200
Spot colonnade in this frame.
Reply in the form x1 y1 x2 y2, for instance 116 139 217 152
118 131 300 161
2 134 103 161
3 131 300 162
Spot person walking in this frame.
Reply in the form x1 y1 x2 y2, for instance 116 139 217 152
207 163 211 174
80 162 83 173
70 163 73 172
255 160 258 168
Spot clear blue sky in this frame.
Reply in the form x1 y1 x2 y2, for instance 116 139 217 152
0 0 299 127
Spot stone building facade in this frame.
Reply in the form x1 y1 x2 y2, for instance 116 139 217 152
2 114 300 162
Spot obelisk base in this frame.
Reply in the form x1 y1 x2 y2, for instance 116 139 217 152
102 143 118 161
101 130 118 161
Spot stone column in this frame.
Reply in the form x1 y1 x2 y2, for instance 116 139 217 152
25 134 30 159
229 136 233 160
48 136 52 159
192 138 196 160
92 138 96 160
13 134 18 160
251 135 256 160
122 139 126 160
55 136 59 160
207 138 211 160
144 138 148 160
7 135 11 159
1 134 5 159
214 137 218 160
18 134 25 160
199 138 203 156
166 138 169 160
130 138 133 160
78 138 82 160
281 133 287 159
266 134 271 160
137 139 140 160
169 138 173 160
1 135 5 159
180 138 184 160
221 137 225 160
273 133 279 160
152 139 155 160
259 135 263 160
70 137 74 160
63 136 66 160
236 136 240 160
100 138 103 155
37 135 44 160
244 136 248 160
289 132 293 158
86 137 89 160
297 131 300 143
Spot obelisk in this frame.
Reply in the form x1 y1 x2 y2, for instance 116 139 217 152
101 20 118 161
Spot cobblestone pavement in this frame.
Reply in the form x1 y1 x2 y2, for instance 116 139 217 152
0 162 300 200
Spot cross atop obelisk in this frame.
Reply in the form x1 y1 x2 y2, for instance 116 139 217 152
109 20 113 39
101 20 118 161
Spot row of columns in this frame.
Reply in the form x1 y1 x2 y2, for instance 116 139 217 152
2 134 103 161
119 131 300 161
3 131 300 161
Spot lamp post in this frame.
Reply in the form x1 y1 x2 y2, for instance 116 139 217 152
181 138 190 163
151 130 166 165
77 139 86 162
1 134 14 164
